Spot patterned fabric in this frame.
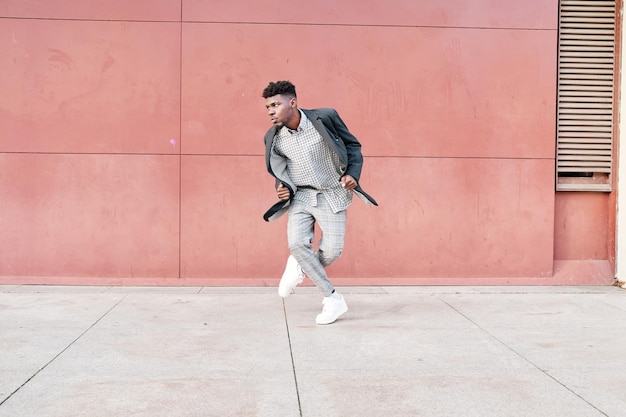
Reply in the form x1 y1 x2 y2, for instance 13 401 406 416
272 110 352 213
287 195 346 297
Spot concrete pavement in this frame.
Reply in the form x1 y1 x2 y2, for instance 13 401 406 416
0 285 625 417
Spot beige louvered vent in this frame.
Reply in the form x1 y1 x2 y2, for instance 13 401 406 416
557 0 616 192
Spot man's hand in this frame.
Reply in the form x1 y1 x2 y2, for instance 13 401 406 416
340 175 357 190
277 183 290 201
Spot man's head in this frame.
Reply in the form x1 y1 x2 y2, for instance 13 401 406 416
263 81 300 129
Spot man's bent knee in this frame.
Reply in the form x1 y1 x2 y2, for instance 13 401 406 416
319 248 342 267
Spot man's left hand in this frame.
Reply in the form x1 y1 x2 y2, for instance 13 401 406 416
340 175 357 190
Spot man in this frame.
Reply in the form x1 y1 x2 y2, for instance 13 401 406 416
262 80 377 325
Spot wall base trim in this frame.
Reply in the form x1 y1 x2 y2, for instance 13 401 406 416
0 260 615 287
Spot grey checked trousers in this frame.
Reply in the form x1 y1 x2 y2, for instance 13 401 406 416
287 194 347 297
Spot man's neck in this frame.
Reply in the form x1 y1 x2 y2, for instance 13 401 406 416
285 109 301 130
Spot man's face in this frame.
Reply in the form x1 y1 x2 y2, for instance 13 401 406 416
265 94 296 128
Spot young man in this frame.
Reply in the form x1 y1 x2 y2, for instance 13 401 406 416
262 80 377 325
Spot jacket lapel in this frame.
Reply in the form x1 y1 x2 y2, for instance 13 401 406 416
305 110 346 165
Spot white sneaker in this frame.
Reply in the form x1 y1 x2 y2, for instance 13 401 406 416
278 255 305 298
315 293 348 325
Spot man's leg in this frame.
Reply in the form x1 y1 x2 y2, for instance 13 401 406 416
316 197 347 268
312 194 348 325
287 200 335 297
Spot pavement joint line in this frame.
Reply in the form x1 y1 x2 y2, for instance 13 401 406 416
282 299 303 417
438 297 611 417
0 295 127 407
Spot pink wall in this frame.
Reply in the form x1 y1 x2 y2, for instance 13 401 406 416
0 0 615 285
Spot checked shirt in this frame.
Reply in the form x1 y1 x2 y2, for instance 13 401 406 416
272 110 352 213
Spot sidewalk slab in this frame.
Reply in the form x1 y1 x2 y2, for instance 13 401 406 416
0 292 124 401
286 288 625 417
0 292 299 417
438 291 626 417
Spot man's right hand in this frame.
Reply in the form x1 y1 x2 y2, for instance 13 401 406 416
277 183 290 201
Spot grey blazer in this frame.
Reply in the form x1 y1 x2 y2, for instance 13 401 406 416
263 108 377 222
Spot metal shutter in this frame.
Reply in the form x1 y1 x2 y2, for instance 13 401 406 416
557 0 617 192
